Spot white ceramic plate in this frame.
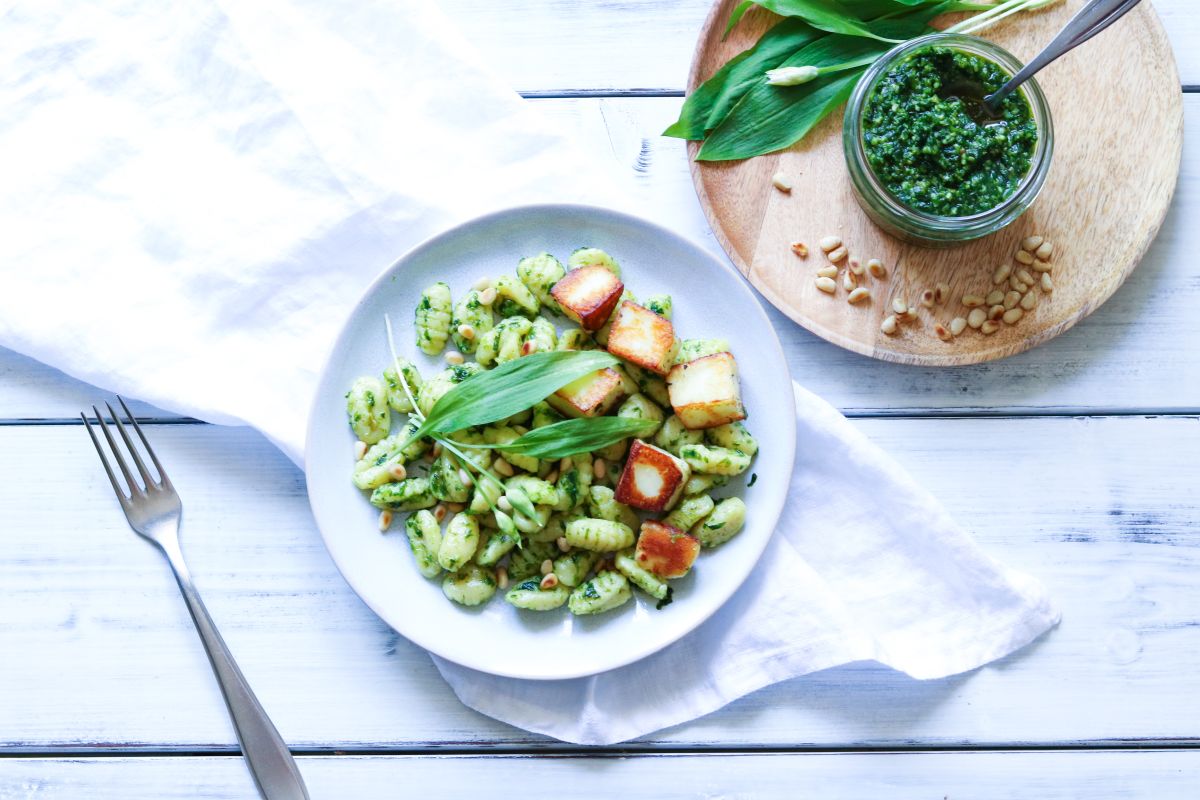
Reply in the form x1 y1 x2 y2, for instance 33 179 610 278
307 204 796 680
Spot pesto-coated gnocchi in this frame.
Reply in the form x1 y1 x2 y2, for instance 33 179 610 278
438 512 480 572
442 564 497 606
350 244 760 619
346 376 391 444
414 282 453 356
564 518 635 552
695 497 747 548
568 570 632 616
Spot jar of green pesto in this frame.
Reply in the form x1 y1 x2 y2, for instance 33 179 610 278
843 34 1053 247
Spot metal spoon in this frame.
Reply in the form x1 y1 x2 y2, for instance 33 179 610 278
970 0 1146 122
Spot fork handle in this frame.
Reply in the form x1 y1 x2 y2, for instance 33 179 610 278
160 538 311 800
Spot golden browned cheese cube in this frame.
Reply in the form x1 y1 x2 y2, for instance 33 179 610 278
550 265 624 331
605 300 676 376
666 351 746 430
546 367 627 418
613 439 690 512
634 520 700 579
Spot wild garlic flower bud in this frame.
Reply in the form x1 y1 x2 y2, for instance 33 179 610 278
765 65 819 86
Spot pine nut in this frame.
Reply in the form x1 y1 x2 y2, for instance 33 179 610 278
1004 290 1021 310
819 235 842 252
1020 290 1038 310
540 559 554 576
920 289 935 308
434 504 447 522
1010 276 1028 293
848 257 864 276
497 495 513 512
827 245 848 263
967 308 987 329
950 317 967 336
473 277 493 292
1032 259 1052 273
493 457 515 477
459 468 473 487
791 241 809 257
934 282 950 305
988 305 1005 321
1041 273 1054 293
432 443 443 458
521 340 538 356
560 457 574 472
934 323 952 342
1016 268 1035 286
892 297 908 314
881 315 898 335
388 463 407 481
378 510 393 531
899 309 920 324
540 573 559 590
445 350 465 365
981 320 1000 335
544 469 559 485
993 264 1012 285
497 567 508 590
986 290 1005 306
1003 307 1024 324
842 271 857 291
816 276 837 294
354 441 368 460
556 536 571 553
1015 249 1034 265
1022 235 1044 252
593 458 606 479
1035 241 1053 260
867 259 887 279
479 287 498 305
457 323 476 340
445 502 466 514
817 264 838 278
772 172 793 192
962 294 985 308
847 287 871 304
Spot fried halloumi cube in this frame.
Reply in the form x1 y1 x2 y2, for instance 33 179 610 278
550 265 624 331
605 301 676 376
547 367 626 418
614 439 691 512
634 520 701 579
666 351 746 430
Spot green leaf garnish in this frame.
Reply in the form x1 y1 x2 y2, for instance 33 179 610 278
488 417 659 460
414 350 619 439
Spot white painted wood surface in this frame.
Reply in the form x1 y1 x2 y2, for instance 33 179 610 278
2 0 1197 795
2 417 1197 750
1 751 1197 799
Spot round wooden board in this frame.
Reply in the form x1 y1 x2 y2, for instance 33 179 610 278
687 1 1183 366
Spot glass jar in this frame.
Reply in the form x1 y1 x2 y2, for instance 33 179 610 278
843 33 1054 247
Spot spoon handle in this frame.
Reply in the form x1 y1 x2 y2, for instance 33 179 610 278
990 0 1144 107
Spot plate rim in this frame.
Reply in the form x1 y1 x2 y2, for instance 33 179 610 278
305 202 797 680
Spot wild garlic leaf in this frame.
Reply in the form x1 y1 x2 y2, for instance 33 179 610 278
723 0 757 39
664 18 822 141
416 350 618 438
750 0 907 42
490 417 659 460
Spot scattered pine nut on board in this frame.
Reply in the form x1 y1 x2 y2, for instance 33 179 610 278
685 0 1182 366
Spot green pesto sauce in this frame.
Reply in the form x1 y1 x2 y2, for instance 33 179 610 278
862 46 1037 217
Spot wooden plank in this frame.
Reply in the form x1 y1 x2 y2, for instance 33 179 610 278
0 751 1196 798
438 0 1200 92
1 417 1197 750
0 95 1197 420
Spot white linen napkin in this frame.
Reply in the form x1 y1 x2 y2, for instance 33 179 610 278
0 1 1059 745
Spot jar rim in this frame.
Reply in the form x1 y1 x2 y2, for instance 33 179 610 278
846 32 1055 232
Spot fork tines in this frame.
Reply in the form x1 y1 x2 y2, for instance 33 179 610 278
82 397 171 501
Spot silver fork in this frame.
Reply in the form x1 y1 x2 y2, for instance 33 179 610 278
83 398 310 800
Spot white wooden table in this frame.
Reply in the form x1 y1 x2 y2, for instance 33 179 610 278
2 2 1197 796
